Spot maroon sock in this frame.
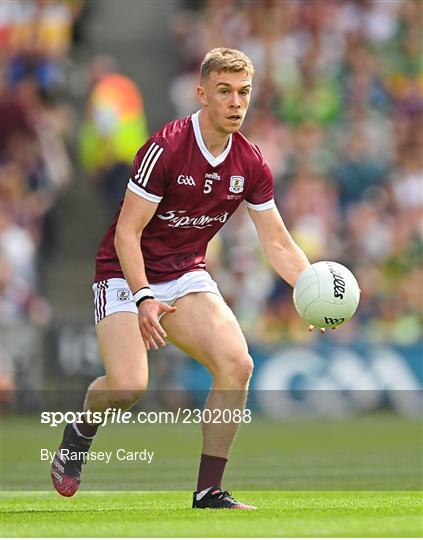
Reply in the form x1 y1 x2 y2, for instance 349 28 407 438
196 453 228 492
74 413 99 438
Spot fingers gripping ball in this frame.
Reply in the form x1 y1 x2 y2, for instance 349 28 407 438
293 261 360 328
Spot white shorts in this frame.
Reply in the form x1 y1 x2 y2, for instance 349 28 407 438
92 270 222 324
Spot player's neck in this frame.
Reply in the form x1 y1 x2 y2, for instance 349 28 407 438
198 109 230 157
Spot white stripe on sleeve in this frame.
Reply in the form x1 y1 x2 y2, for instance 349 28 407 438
137 143 163 185
135 143 157 181
142 147 164 187
127 180 163 203
245 199 276 211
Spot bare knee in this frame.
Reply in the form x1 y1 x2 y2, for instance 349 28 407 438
212 353 253 388
108 375 148 410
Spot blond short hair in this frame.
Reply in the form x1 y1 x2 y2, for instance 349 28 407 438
200 48 255 80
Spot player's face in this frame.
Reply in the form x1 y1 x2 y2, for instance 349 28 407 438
198 71 253 134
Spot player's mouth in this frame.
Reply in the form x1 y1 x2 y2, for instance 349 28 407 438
227 114 242 122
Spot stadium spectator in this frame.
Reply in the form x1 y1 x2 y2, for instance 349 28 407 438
1 0 84 92
79 59 149 217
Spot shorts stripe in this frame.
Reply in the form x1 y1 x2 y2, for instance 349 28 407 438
95 282 102 322
95 283 101 323
95 280 108 323
101 282 108 319
99 286 104 322
95 285 100 323
95 289 99 323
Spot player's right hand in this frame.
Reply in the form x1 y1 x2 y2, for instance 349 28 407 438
138 299 176 350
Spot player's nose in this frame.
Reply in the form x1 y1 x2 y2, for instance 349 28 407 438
230 92 241 108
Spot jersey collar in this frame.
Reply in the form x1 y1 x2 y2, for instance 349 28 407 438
191 110 232 167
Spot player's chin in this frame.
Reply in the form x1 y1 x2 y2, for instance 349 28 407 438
225 118 244 133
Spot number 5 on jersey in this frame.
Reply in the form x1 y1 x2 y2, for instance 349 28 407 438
204 178 213 194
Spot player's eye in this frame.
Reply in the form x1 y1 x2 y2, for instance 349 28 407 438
219 89 229 95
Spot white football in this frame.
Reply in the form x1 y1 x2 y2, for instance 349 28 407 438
293 261 360 328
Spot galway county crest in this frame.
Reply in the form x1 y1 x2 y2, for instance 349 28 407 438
229 175 244 194
117 289 130 301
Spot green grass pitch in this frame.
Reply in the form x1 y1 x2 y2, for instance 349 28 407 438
1 413 422 536
1 490 422 537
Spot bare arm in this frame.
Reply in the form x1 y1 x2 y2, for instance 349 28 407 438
114 190 176 349
249 206 330 332
114 190 157 293
247 206 310 287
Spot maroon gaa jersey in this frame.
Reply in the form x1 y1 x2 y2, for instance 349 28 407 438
95 111 275 284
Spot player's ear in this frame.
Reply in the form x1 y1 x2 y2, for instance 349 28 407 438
197 84 207 106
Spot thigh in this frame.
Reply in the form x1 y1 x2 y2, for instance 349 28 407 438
161 292 249 373
96 312 148 386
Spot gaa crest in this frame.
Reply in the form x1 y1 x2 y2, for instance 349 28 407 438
229 175 244 194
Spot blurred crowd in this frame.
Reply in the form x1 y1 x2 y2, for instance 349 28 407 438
1 0 422 396
0 0 88 324
171 0 423 344
0 0 91 394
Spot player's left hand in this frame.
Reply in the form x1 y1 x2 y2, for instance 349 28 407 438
308 325 337 334
138 299 177 350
